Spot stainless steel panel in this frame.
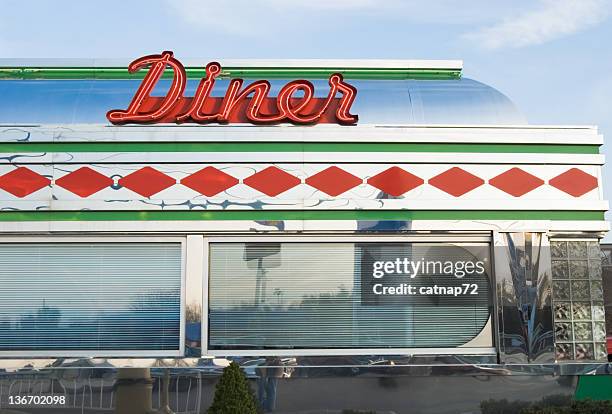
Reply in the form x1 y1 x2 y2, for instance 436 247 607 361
495 232 554 363
0 366 592 414
0 78 525 125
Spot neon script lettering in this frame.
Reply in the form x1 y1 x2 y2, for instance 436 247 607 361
107 51 358 125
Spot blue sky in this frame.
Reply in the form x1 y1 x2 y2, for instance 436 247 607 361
1 0 611 237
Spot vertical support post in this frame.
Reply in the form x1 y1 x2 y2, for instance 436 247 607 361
185 235 205 357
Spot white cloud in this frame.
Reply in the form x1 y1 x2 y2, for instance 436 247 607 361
464 0 610 50
163 0 385 35
163 0 539 36
266 0 381 9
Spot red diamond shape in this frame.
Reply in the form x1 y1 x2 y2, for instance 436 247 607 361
0 167 50 198
367 167 423 196
181 167 238 196
55 167 113 197
428 167 484 197
243 166 301 196
549 168 598 197
119 167 176 197
306 166 363 196
489 167 544 197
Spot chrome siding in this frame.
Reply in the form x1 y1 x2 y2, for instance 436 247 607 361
495 232 555 363
1 365 611 414
0 78 525 125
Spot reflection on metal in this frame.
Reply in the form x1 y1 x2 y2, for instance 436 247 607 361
0 78 525 125
1 364 609 414
495 232 554 363
0 219 606 234
115 368 153 414
0 369 203 414
185 236 204 357
600 244 612 354
1 355 609 375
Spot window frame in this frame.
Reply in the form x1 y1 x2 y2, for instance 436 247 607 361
203 235 495 357
0 236 187 358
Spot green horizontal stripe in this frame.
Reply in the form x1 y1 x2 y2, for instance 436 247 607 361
0 67 461 81
0 142 599 154
0 210 603 222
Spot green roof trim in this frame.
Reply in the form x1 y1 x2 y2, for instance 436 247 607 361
0 210 603 222
0 67 461 80
0 142 599 154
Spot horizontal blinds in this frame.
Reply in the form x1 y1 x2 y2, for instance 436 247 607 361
209 242 491 350
0 243 182 352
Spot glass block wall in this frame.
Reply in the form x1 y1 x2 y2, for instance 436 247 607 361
551 240 607 361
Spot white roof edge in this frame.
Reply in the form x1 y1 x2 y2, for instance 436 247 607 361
0 124 601 144
0 58 463 70
0 122 601 129
0 123 598 130
373 124 598 130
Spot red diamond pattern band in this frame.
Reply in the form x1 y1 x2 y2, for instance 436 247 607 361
0 165 599 199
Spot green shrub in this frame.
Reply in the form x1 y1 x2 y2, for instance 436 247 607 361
482 395 612 414
538 394 572 408
480 398 531 414
521 394 573 414
522 399 612 414
520 406 568 414
570 399 612 413
208 362 260 414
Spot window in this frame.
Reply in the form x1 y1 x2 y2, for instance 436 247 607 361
0 241 183 355
208 240 492 352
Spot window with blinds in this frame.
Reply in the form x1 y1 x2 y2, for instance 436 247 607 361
0 242 182 354
208 242 492 350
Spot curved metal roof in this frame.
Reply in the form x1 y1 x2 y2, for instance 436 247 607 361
0 77 526 125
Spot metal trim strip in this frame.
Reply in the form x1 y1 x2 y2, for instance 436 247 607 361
0 124 602 145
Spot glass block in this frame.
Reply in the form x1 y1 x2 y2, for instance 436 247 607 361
551 241 567 258
573 322 592 340
590 280 603 300
595 343 608 360
553 280 570 300
556 343 574 360
568 241 588 258
569 261 588 278
588 260 602 279
592 304 605 321
570 280 590 300
571 302 591 320
575 343 594 360
554 302 572 320
593 322 606 342
555 322 573 341
587 241 600 259
552 260 569 279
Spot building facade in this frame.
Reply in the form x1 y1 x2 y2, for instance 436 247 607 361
0 54 609 413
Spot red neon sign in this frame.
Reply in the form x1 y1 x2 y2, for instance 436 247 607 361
107 51 358 125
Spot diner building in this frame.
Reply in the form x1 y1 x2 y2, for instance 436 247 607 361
0 55 609 413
